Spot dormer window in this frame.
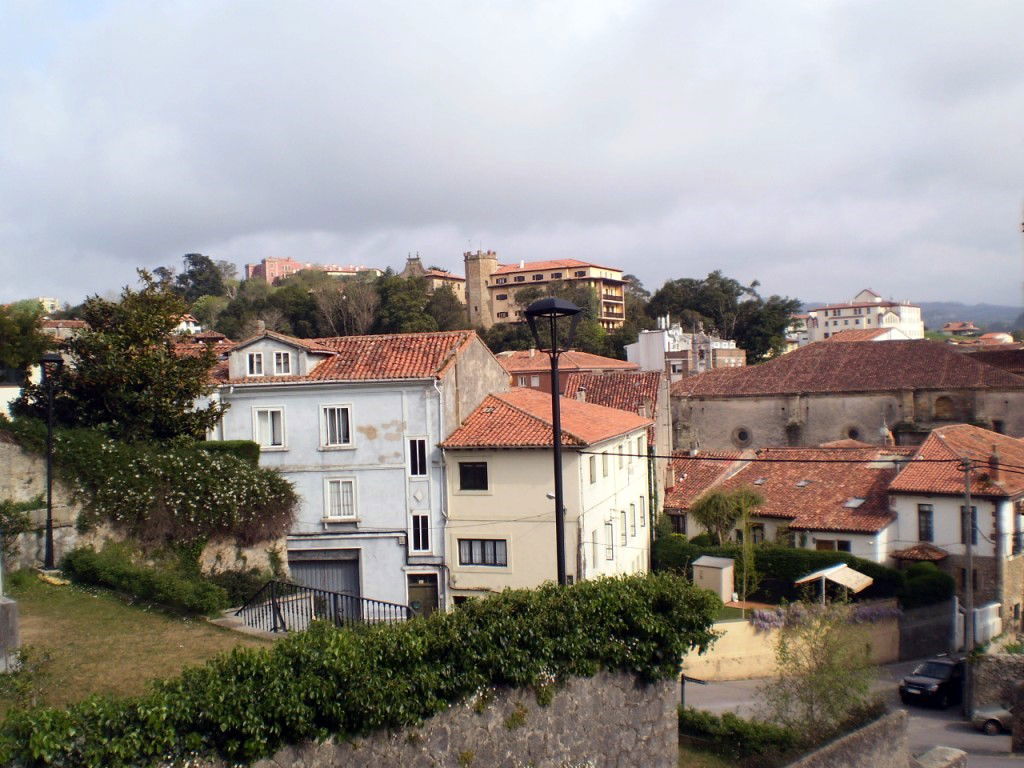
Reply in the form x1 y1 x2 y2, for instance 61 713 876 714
247 353 264 376
274 351 292 375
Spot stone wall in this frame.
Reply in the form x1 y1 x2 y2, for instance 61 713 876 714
786 711 908 768
193 672 678 768
899 600 954 661
971 654 1024 709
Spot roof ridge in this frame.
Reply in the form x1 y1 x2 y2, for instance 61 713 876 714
492 391 587 446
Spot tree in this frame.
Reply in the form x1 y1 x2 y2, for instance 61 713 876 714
0 301 50 383
190 295 229 330
733 487 764 602
513 280 610 356
175 253 226 302
15 272 226 441
426 285 470 331
313 279 380 336
607 274 655 359
757 602 877 743
373 272 438 334
689 491 741 546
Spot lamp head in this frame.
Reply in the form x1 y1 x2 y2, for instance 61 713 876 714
41 351 63 369
524 297 582 354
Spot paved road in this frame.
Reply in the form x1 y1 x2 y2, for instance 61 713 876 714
684 660 1023 767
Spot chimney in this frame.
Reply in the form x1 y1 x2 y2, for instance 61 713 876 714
575 387 586 402
989 445 1001 483
256 319 267 334
519 259 525 268
529 347 535 358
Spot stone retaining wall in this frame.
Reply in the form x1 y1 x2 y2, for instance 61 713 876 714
971 654 1024 709
195 672 678 768
786 711 908 768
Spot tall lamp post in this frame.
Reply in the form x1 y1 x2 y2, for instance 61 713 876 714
41 351 64 570
524 297 582 586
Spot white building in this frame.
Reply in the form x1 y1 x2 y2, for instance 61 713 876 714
212 330 509 616
804 289 924 345
439 388 652 601
626 316 745 382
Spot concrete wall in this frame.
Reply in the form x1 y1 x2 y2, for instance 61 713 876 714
971 654 1024 710
197 672 677 768
786 711 909 768
682 613 900 681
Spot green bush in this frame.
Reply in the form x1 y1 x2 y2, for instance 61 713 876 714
678 707 800 765
61 545 229 616
207 567 272 607
196 440 260 466
0 574 718 768
897 562 955 609
653 535 905 601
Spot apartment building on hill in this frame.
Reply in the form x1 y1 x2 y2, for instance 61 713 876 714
463 250 627 330
804 289 924 345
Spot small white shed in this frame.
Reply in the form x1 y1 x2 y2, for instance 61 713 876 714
692 555 734 603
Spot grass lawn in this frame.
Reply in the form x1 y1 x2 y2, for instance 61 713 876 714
4 572 271 712
716 604 745 621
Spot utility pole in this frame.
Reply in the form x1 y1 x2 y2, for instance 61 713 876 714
961 458 975 718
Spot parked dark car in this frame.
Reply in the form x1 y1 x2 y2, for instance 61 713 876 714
899 657 964 708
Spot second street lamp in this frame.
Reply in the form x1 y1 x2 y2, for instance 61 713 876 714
524 297 582 586
41 351 64 571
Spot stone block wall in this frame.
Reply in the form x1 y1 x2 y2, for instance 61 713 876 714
971 654 1024 709
899 601 954 661
195 672 678 768
786 711 908 768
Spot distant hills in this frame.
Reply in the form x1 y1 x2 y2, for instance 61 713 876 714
802 301 1022 331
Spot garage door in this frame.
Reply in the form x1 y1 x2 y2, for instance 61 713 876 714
288 551 360 596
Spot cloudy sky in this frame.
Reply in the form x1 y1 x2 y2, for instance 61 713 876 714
1 0 1022 307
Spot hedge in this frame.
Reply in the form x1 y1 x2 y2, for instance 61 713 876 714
196 439 261 466
678 707 800 765
0 573 719 768
61 545 230 615
654 536 904 601
898 562 955 609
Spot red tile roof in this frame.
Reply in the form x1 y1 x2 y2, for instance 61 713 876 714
956 348 1024 376
666 447 915 533
942 322 980 332
492 258 621 276
223 331 482 385
821 328 891 342
425 269 465 280
671 340 1024 398
233 329 337 355
41 319 87 329
562 371 663 414
441 387 651 449
888 424 1024 498
496 349 638 374
891 543 949 561
664 452 743 510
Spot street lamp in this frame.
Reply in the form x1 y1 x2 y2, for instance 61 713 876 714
41 351 64 570
524 297 582 586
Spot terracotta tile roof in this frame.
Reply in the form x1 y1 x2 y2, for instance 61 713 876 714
496 349 638 374
233 329 337 355
671 340 1024 398
891 543 949 561
667 447 913 534
821 328 891 342
223 331 481 385
956 348 1024 376
818 438 875 448
441 387 651 449
562 371 662 414
943 322 980 332
425 269 465 280
41 319 87 329
664 452 744 511
889 424 1024 498
492 258 622 276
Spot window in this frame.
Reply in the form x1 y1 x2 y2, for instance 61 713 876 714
637 436 644 457
672 513 687 535
459 461 488 491
254 408 284 448
551 272 562 279
961 506 978 545
589 456 597 484
630 503 636 536
247 352 264 376
618 444 624 469
918 504 934 542
458 539 507 566
273 351 291 375
602 452 609 477
411 514 430 551
751 524 765 544
620 511 627 545
497 311 509 318
837 539 851 552
639 496 646 527
495 277 508 284
532 274 544 281
409 439 427 476
514 275 526 282
574 270 586 277
321 406 352 447
605 522 614 559
496 293 508 301
324 478 356 519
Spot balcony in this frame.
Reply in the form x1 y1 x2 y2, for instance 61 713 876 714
602 293 624 302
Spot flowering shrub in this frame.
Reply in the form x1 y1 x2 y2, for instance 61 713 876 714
0 574 719 768
2 419 296 547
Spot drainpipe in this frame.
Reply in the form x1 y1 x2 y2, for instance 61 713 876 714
648 443 657 572
433 378 449 611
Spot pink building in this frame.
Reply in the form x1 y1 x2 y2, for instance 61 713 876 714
245 258 382 284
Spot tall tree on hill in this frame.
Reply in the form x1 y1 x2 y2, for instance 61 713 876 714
175 253 226 303
0 301 50 384
607 274 655 359
513 280 610 356
647 271 800 362
373 272 438 334
425 284 470 331
15 272 225 441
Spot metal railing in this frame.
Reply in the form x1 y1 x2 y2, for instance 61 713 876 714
235 580 412 633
